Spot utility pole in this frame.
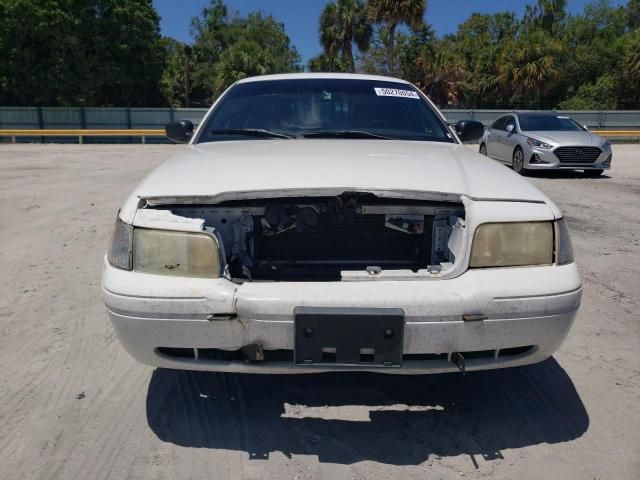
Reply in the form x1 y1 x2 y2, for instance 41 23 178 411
184 45 192 108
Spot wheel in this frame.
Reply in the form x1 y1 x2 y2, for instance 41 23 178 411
479 143 487 156
512 147 527 175
583 169 603 177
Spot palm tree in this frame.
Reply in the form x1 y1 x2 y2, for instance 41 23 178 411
367 0 426 75
523 0 567 34
417 40 466 106
625 29 640 86
308 53 350 73
319 0 372 73
498 30 562 108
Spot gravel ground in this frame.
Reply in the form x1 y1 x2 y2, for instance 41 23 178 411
0 144 638 480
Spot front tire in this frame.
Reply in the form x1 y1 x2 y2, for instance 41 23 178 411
584 169 604 177
512 147 527 175
479 143 487 156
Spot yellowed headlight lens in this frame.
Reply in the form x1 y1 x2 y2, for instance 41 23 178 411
133 229 220 278
469 222 553 268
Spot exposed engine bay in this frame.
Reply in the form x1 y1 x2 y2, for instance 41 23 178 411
144 193 465 282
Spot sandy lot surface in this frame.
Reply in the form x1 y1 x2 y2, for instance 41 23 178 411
0 144 638 479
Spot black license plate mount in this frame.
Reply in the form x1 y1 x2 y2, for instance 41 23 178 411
294 307 404 367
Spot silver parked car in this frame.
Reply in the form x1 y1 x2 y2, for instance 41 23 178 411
479 112 612 176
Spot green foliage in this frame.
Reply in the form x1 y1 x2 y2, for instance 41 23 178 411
358 26 394 74
558 73 619 109
395 23 436 81
308 53 351 72
0 0 299 107
523 0 567 34
625 28 640 83
453 13 518 106
188 3 300 104
352 0 640 109
2 0 638 109
418 38 466 106
557 0 634 109
0 0 166 106
629 0 640 28
319 0 371 72
366 0 426 74
159 38 191 108
499 29 564 107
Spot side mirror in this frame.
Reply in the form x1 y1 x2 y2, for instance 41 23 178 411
506 124 515 133
165 120 194 143
454 120 485 142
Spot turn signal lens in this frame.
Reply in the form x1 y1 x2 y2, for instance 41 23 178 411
108 215 132 270
470 222 553 268
133 229 220 278
556 218 575 265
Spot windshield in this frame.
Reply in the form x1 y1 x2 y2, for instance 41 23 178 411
196 79 454 143
519 115 585 132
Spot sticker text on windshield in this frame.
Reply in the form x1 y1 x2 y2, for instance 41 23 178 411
374 88 420 99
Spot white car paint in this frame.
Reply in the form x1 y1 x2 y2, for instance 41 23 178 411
119 139 559 224
103 73 581 374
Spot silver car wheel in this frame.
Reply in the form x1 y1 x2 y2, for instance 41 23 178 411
512 148 525 174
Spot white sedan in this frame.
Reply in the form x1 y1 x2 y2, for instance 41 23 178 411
102 73 581 374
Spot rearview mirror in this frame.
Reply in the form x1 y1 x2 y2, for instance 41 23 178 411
454 120 485 142
165 120 194 143
506 124 515 133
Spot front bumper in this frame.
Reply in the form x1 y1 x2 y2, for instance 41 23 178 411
103 259 582 374
524 146 612 170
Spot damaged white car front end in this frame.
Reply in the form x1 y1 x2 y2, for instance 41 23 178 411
102 74 581 374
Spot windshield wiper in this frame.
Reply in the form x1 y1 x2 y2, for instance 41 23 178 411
303 130 393 140
209 128 294 139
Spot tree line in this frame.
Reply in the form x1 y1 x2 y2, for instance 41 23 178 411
1 0 638 109
312 0 640 109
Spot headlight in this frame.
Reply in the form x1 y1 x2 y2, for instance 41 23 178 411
601 141 611 150
555 218 575 265
526 137 553 149
469 222 553 268
133 228 220 278
108 215 133 270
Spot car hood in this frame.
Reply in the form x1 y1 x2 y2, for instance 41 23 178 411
523 130 603 146
121 140 553 220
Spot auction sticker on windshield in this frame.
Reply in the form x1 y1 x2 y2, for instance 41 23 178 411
374 87 420 99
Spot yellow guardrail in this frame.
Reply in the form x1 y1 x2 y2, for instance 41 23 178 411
0 129 165 144
0 128 639 143
591 130 640 136
0 129 164 135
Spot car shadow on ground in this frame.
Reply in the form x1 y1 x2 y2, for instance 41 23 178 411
146 358 588 465
525 170 611 180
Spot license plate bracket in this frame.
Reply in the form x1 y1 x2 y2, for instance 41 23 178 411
294 307 404 367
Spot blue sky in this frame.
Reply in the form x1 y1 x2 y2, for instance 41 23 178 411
153 0 627 64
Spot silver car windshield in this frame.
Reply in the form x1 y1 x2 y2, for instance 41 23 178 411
519 115 585 132
197 79 454 143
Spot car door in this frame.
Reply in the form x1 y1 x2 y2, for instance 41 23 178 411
486 116 507 161
500 115 519 163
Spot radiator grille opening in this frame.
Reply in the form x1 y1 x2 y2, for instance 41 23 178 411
252 214 433 280
164 195 465 283
554 146 601 163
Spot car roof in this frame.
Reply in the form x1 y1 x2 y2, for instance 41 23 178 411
515 112 563 118
235 72 412 85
